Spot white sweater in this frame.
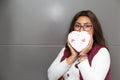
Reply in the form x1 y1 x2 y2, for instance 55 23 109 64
48 47 110 80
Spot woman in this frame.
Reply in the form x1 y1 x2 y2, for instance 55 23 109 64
48 10 110 80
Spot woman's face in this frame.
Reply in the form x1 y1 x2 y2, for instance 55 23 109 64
74 16 94 35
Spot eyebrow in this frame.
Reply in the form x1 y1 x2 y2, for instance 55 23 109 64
75 22 81 24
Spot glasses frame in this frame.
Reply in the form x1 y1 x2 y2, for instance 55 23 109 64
74 22 93 31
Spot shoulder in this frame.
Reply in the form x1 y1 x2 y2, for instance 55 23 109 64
60 47 66 52
89 43 110 59
99 47 109 52
95 42 110 56
57 47 66 56
93 43 109 53
95 47 110 61
98 47 110 56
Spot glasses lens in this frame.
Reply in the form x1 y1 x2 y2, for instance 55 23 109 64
84 24 92 31
74 23 81 28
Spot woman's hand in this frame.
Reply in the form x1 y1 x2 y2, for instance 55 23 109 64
66 40 78 65
67 40 78 57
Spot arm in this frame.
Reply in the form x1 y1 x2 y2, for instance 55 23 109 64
78 48 110 80
48 47 73 80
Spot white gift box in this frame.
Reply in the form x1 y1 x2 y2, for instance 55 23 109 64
68 31 90 52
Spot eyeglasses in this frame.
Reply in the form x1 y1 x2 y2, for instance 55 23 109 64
74 22 93 31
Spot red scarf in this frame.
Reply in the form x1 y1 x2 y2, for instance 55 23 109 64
59 43 110 80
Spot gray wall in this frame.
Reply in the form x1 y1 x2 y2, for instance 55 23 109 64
0 0 120 80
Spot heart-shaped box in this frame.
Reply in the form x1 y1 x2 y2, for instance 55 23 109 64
68 31 90 52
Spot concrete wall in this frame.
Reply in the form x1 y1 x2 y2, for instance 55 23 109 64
0 0 120 80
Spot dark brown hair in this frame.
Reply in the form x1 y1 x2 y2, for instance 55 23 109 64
66 10 108 50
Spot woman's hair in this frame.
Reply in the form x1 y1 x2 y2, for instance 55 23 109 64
66 10 108 50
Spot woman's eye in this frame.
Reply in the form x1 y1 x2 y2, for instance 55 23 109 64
86 25 92 27
75 24 80 27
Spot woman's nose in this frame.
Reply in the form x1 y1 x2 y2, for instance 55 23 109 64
80 27 84 32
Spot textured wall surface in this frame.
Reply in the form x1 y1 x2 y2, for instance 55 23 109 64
0 0 120 80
